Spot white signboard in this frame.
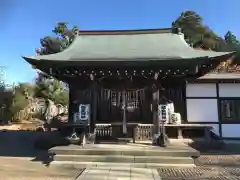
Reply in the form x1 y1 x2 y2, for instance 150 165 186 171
158 104 169 123
78 104 90 122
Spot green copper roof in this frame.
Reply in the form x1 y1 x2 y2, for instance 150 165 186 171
23 30 234 62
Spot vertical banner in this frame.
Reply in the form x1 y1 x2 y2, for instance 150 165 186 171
158 104 169 123
76 104 90 124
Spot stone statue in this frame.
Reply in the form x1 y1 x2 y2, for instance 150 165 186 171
44 99 56 124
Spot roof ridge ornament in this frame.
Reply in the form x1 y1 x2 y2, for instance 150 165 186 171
36 22 79 56
171 27 182 34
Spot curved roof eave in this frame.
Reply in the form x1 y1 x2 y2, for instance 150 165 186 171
22 30 236 63
22 51 236 65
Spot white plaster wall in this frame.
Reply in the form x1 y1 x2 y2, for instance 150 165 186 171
219 83 240 97
186 83 216 97
186 99 218 122
222 124 240 138
208 124 220 136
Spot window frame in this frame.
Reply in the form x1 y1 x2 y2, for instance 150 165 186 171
219 98 240 123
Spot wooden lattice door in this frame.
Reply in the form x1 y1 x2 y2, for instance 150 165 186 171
98 88 147 123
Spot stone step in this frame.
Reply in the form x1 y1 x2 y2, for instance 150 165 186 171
77 167 161 180
53 154 194 164
50 161 196 169
50 146 200 157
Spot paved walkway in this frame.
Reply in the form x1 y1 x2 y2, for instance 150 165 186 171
0 157 81 180
77 167 161 180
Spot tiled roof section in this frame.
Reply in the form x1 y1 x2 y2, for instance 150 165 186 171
23 29 233 62
193 48 239 73
199 73 240 80
214 64 240 73
199 60 240 80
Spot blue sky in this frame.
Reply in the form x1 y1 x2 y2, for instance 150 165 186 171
0 0 239 85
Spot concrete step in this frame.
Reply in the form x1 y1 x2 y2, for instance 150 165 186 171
53 154 194 164
50 147 200 157
50 161 196 169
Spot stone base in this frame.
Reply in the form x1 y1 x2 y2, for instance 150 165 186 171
117 138 132 144
65 132 82 145
152 133 170 147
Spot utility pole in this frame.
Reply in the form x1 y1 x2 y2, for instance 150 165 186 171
0 66 6 121
0 66 6 88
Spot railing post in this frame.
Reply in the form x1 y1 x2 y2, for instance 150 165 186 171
177 128 183 139
133 125 136 143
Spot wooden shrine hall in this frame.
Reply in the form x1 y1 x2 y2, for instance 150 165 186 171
23 28 235 143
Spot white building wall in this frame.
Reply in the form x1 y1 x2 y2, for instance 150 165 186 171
219 83 240 97
186 99 218 123
186 83 240 139
221 124 240 138
186 83 217 97
186 83 220 136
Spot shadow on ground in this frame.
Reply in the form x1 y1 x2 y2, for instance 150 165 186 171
0 130 70 165
189 139 240 156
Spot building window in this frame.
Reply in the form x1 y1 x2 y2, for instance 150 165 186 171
220 99 240 122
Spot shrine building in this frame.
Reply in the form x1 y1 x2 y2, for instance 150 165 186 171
23 28 240 140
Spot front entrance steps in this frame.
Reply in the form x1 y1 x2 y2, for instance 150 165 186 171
49 143 200 169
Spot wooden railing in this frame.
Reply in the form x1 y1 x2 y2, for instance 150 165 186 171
95 123 153 141
134 124 153 141
94 123 212 142
95 124 112 140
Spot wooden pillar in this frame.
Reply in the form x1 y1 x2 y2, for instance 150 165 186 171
90 74 98 133
122 90 127 135
152 73 160 135
68 85 74 123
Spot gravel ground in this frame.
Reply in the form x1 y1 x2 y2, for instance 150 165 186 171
158 154 240 180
